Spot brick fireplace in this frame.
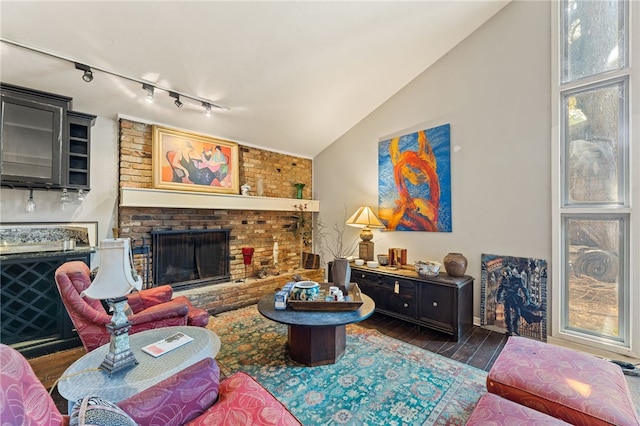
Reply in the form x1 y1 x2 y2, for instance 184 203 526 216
117 119 323 314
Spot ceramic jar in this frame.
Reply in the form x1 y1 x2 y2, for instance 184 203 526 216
290 281 320 301
443 252 468 277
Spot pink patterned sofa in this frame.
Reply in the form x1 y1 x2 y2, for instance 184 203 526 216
0 343 301 426
467 336 640 425
466 392 571 425
55 261 210 352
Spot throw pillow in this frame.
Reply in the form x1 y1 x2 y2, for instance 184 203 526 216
69 395 136 426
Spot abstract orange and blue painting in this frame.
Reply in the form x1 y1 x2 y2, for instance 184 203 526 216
378 123 451 232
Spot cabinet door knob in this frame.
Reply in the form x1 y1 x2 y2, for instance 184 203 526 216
404 303 408 308
432 301 438 307
361 274 365 278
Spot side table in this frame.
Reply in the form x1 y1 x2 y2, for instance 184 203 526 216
58 326 220 408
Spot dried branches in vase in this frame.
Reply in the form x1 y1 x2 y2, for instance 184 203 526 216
314 206 359 264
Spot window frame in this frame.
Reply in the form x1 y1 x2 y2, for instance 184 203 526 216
551 0 639 358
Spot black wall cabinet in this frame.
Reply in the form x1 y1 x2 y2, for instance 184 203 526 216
1 83 95 190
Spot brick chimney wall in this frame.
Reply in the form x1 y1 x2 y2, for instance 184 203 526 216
117 119 321 313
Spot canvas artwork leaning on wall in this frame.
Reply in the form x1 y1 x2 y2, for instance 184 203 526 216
481 253 547 341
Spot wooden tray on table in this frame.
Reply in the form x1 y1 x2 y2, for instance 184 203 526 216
288 283 364 311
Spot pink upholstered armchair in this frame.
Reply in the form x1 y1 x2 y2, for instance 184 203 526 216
0 344 301 426
54 261 210 352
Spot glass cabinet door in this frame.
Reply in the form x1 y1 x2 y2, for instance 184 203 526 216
1 91 65 186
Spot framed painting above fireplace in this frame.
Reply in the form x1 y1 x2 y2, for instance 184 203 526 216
152 125 239 194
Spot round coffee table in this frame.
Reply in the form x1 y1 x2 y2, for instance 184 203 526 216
257 292 375 366
58 326 220 407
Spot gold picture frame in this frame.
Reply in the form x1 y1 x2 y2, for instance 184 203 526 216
152 125 239 194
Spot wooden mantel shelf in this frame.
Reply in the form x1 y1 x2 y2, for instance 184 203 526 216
120 188 320 212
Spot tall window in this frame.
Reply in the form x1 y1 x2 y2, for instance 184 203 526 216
553 0 637 355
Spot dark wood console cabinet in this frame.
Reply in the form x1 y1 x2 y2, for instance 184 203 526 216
349 264 474 341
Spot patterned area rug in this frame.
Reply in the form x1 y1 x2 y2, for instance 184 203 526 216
208 305 487 426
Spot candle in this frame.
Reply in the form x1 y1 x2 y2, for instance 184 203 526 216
273 241 279 265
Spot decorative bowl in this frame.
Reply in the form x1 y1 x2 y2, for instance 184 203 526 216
415 261 441 277
354 259 365 266
290 281 320 301
377 254 389 266
367 261 379 268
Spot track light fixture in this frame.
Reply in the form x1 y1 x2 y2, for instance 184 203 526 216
202 102 213 117
1 38 230 114
74 62 93 82
169 91 183 108
143 84 154 103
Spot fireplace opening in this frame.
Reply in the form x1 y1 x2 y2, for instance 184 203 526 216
151 229 231 290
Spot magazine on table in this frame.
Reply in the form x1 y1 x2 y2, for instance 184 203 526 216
142 332 193 357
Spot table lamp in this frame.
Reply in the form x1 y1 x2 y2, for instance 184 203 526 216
81 238 142 374
346 206 385 261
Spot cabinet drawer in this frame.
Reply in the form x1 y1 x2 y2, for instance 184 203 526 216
419 283 455 330
365 283 417 318
381 276 417 293
354 275 416 318
352 270 381 286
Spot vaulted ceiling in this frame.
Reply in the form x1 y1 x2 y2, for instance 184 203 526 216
0 1 509 158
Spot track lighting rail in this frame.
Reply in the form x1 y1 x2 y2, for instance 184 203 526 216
1 37 230 113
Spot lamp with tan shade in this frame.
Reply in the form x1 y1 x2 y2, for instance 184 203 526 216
346 206 385 261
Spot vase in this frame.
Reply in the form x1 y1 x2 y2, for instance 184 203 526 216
331 258 351 287
295 184 305 199
443 252 468 277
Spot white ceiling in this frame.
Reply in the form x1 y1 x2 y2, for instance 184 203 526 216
0 1 509 158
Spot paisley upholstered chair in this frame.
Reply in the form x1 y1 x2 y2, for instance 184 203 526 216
54 261 209 352
0 344 301 425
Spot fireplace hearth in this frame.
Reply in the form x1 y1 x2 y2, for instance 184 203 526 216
152 229 231 290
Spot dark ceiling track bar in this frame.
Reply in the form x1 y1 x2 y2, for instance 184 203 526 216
0 37 230 112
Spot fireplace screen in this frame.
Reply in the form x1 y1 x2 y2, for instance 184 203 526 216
152 229 230 289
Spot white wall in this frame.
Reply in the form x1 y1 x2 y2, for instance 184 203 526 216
314 1 552 321
0 116 119 267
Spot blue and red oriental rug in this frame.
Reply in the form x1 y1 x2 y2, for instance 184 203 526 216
208 305 486 425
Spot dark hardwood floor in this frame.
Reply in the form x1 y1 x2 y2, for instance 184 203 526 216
31 310 508 415
359 312 508 372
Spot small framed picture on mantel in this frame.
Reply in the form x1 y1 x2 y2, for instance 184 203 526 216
152 125 239 194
